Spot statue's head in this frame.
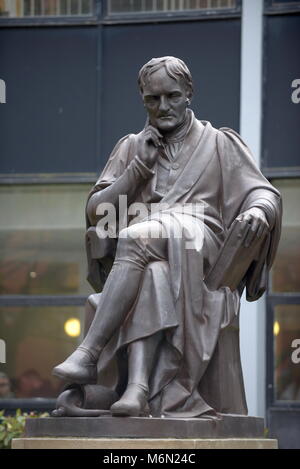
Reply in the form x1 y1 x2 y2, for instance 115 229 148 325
138 56 193 133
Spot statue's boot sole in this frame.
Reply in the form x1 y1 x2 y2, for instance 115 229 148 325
110 406 149 417
52 365 97 385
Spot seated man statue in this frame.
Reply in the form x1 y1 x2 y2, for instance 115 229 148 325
53 57 282 419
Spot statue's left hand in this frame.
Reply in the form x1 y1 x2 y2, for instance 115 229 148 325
236 207 269 248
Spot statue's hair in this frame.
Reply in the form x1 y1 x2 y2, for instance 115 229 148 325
138 56 193 97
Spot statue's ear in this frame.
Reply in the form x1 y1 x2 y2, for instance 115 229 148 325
187 90 193 101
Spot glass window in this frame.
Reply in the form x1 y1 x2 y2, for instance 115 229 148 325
0 184 93 296
0 0 93 17
272 0 300 4
0 305 84 399
270 179 300 293
274 305 300 402
108 0 237 15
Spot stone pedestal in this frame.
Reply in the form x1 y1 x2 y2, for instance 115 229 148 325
12 414 277 449
24 414 264 439
12 437 278 449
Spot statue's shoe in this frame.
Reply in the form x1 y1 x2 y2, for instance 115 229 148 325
110 383 149 417
52 346 98 384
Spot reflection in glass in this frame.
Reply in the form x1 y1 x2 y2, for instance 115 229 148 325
0 305 84 399
82 0 90 14
23 0 30 15
44 0 57 15
0 184 91 295
70 0 78 14
34 0 42 15
60 0 67 14
272 0 300 4
0 0 93 17
274 305 300 402
271 179 300 293
0 184 93 296
108 0 236 14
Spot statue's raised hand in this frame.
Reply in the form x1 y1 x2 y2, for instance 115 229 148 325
137 125 163 168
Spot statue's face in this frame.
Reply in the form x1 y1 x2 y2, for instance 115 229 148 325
142 67 189 133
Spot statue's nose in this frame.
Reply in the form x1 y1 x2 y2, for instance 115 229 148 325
158 96 170 112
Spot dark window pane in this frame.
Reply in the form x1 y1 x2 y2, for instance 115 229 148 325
0 305 84 399
274 305 300 402
263 14 300 170
271 179 300 293
272 0 300 3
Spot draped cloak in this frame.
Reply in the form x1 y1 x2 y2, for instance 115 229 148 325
85 111 282 418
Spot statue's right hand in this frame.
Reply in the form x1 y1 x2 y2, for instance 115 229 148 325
137 126 163 168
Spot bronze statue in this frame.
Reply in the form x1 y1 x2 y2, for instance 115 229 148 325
53 57 282 419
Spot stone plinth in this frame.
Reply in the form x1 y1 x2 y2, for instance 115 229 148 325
13 414 279 449
12 437 278 450
24 414 264 439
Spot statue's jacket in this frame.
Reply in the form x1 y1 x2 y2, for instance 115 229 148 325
85 111 282 418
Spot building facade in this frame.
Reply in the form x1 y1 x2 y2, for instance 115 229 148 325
0 0 299 448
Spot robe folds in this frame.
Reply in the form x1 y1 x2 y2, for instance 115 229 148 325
85 111 282 418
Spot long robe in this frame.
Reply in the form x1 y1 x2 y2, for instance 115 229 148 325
85 111 282 418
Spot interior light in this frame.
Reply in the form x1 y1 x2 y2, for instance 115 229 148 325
64 318 81 338
273 320 280 337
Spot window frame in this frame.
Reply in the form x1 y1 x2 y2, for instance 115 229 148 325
261 1 300 179
265 176 300 411
265 0 300 15
0 182 92 412
0 0 100 26
0 174 98 185
263 0 300 410
0 398 56 415
103 0 242 24
0 0 242 27
262 4 300 442
261 0 300 179
266 295 300 409
0 295 87 414
0 0 238 414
